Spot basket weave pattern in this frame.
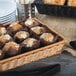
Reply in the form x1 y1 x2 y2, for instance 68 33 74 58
0 18 66 71
0 43 64 71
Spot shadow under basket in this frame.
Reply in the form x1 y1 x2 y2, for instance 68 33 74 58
0 18 66 72
34 0 76 18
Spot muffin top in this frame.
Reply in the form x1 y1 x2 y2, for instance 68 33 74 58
25 19 39 28
14 31 30 39
0 27 7 36
3 41 20 52
9 22 22 32
25 19 35 26
22 38 39 48
40 33 54 42
0 34 12 43
31 26 46 35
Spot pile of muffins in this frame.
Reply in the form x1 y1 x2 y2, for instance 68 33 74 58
43 0 76 6
0 19 58 60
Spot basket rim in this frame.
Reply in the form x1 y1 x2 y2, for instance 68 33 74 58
0 18 67 64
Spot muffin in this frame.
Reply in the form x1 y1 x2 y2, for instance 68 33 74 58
68 0 76 6
40 33 55 45
0 27 7 36
0 34 12 49
0 50 5 60
3 41 20 56
7 22 23 36
30 26 46 37
43 0 66 5
21 38 40 51
14 31 30 43
25 19 40 28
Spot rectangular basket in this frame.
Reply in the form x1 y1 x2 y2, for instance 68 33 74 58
35 0 76 18
0 18 66 72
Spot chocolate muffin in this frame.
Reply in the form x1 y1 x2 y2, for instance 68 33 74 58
14 31 30 43
0 34 12 49
40 33 55 45
30 26 46 38
0 50 5 60
0 27 7 36
21 38 40 51
3 41 20 56
7 22 23 36
25 19 40 28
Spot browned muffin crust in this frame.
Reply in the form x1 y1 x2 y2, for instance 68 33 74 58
40 33 55 45
25 19 40 28
30 26 46 36
7 22 23 36
0 34 12 49
68 0 76 6
21 38 40 51
14 31 30 43
43 0 66 5
3 41 20 56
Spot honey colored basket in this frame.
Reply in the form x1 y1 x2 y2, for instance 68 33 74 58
0 18 66 72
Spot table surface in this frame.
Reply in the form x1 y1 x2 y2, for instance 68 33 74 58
35 14 76 76
7 14 76 76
